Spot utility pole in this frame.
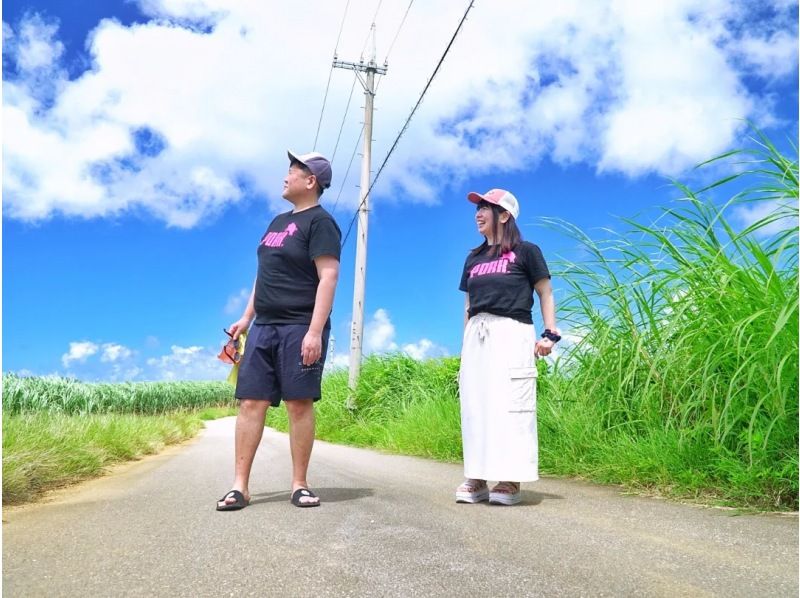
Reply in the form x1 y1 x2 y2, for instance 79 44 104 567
333 25 387 406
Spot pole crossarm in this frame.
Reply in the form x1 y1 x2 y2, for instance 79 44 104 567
333 59 388 76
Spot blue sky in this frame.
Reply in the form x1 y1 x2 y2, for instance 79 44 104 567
3 0 798 381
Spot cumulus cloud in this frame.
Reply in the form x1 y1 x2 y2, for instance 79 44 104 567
364 308 449 360
61 341 99 367
4 12 64 71
58 337 229 381
327 352 350 371
731 200 799 236
146 344 230 380
100 343 134 362
224 287 251 315
324 334 350 371
401 339 449 361
733 30 799 79
3 0 796 226
364 308 399 353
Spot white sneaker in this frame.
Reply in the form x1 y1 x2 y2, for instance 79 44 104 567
455 480 489 503
489 482 521 505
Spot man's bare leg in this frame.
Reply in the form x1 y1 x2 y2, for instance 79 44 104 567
284 398 319 505
218 398 270 508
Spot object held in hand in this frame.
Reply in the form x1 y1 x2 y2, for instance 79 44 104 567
541 329 561 343
217 328 241 364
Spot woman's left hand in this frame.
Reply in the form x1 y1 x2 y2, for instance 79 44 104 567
535 338 554 357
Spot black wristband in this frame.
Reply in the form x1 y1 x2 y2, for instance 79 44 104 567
541 329 561 343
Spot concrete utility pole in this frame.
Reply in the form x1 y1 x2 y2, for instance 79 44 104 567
333 25 387 404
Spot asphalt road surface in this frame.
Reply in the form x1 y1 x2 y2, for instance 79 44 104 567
3 417 797 597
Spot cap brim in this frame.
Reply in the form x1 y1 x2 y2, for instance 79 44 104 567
467 191 486 205
287 149 303 165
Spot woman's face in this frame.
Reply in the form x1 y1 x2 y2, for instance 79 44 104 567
475 201 495 237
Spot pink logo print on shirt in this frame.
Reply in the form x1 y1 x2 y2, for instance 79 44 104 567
469 251 516 278
261 222 297 248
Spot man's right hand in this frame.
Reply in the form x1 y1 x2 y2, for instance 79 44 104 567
227 317 252 339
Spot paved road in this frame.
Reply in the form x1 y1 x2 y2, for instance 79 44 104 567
3 417 797 597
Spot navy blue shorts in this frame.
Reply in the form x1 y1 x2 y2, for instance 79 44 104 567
235 323 329 406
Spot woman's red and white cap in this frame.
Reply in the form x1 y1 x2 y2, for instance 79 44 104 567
467 188 519 219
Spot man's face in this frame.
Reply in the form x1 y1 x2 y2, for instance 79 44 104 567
282 164 316 200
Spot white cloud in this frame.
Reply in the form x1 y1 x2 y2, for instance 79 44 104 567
61 341 99 367
145 344 229 380
401 339 449 361
58 338 229 381
364 308 398 353
327 353 350 371
100 343 133 362
732 201 799 236
363 308 449 360
733 30 799 79
224 287 250 315
5 13 64 71
325 334 350 371
2 1 796 225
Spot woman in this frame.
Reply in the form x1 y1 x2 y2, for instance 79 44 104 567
456 188 559 506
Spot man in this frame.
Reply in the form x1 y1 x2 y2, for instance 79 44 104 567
217 150 341 510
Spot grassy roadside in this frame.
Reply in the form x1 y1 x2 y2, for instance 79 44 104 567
3 374 237 505
2 407 236 505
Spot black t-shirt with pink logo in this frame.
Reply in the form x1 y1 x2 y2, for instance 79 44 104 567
459 241 550 324
254 205 341 327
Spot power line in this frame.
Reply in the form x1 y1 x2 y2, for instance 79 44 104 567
340 0 475 248
332 0 352 55
384 0 414 65
312 70 334 151
330 123 365 216
374 0 414 95
313 0 352 150
330 73 359 163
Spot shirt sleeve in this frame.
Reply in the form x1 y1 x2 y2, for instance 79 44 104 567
525 243 551 287
459 254 471 292
309 215 342 261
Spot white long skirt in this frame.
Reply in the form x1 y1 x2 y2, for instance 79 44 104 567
459 312 539 482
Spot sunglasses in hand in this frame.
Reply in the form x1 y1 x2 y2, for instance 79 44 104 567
217 328 241 364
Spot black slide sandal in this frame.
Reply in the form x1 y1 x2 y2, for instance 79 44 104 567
216 490 249 511
290 488 320 508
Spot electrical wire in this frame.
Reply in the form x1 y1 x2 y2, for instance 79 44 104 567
340 0 475 248
384 0 414 65
330 73 359 163
330 124 366 216
312 0 352 150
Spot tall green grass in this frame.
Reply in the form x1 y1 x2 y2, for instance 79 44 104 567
3 409 236 504
541 130 797 508
3 374 234 414
271 132 798 510
3 374 236 503
269 355 464 460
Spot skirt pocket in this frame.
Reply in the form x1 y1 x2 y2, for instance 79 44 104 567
508 366 537 412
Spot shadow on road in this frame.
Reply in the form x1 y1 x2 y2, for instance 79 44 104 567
250 487 375 505
517 490 564 506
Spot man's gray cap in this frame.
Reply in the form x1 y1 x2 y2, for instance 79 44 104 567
287 150 332 190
